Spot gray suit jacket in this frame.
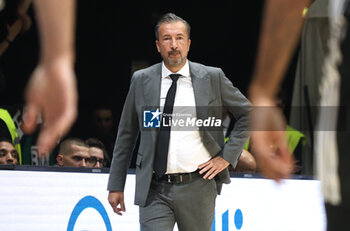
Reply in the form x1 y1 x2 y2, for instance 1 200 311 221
107 61 250 206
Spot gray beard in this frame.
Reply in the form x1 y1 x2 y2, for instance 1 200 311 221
165 56 185 68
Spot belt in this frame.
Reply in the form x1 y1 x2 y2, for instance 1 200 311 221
153 169 201 184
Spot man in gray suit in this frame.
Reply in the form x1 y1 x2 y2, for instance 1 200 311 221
108 13 250 231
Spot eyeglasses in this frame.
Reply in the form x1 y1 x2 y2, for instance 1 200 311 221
71 155 105 167
87 157 105 166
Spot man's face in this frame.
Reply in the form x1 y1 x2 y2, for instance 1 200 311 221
58 144 90 167
156 21 191 70
87 147 105 168
94 109 114 135
0 141 18 165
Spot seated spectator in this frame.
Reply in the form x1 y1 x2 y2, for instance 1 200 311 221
244 90 306 174
0 108 22 164
227 149 257 173
85 138 105 168
88 106 117 165
0 137 18 165
234 149 256 173
56 138 90 167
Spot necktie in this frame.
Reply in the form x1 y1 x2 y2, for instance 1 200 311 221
154 74 181 177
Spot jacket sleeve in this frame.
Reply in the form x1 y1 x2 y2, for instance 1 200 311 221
219 69 250 168
107 74 140 192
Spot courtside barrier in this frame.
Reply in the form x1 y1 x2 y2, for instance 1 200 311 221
0 166 326 231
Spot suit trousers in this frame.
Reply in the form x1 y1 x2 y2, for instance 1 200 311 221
139 176 217 231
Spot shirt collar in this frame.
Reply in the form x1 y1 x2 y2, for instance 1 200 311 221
161 60 190 79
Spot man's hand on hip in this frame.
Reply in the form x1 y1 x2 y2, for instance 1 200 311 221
108 191 125 215
198 156 230 180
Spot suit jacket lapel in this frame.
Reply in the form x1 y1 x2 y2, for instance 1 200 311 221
143 63 162 108
141 63 162 142
190 61 210 120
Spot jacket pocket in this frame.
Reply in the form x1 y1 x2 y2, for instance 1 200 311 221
208 97 217 105
136 153 143 168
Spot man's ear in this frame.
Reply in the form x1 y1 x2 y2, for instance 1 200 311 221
156 40 160 53
56 154 64 166
187 39 191 51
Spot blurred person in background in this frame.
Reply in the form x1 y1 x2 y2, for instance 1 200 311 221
0 137 18 165
56 138 90 168
85 137 106 168
249 0 350 230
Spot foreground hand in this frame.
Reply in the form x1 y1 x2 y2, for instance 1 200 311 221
198 156 230 180
21 58 77 156
250 98 293 181
108 191 125 215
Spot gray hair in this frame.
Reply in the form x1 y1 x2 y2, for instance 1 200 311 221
155 13 191 40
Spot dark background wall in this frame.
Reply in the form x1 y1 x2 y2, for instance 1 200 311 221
74 0 264 109
1 0 298 135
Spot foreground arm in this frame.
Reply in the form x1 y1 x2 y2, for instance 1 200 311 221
107 74 139 214
248 0 311 180
21 0 77 156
